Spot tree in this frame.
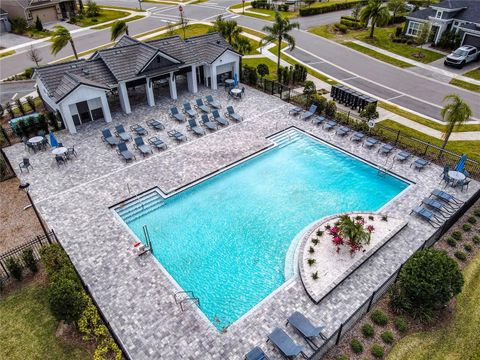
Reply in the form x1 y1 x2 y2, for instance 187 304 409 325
360 102 379 120
35 16 43 31
51 25 78 60
360 0 390 38
387 0 406 18
86 0 100 17
351 2 363 21
233 35 252 55
212 16 241 45
256 63 269 79
303 80 316 97
260 12 299 78
78 0 84 14
27 45 43 66
392 249 463 319
440 94 472 151
416 23 430 52
111 20 129 41
325 100 337 117
48 277 86 323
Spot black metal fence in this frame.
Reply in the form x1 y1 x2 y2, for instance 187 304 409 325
308 188 480 360
0 230 57 280
0 148 16 182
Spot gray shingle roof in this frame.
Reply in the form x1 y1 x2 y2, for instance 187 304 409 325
407 7 435 20
431 0 480 23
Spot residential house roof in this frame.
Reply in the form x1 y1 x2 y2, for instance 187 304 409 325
409 0 480 24
407 7 435 20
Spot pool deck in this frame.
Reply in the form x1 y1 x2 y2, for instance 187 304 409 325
4 85 479 360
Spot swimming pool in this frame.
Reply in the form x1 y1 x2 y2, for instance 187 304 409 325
115 129 408 330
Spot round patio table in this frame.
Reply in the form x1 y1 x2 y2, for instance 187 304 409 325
448 170 466 187
225 79 234 85
28 136 44 144
52 147 67 156
230 88 242 95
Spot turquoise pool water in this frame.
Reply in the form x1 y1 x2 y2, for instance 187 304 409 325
116 130 408 330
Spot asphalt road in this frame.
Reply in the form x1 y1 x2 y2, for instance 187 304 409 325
1 0 478 120
0 80 36 104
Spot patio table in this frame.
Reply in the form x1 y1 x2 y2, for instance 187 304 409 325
448 170 466 186
225 79 234 86
52 147 68 156
28 136 44 144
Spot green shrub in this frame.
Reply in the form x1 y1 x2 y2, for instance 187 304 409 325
371 309 388 326
463 223 472 232
325 100 337 117
446 237 457 247
335 355 348 360
467 216 477 224
464 244 473 252
299 0 364 16
381 331 394 344
334 23 348 34
394 316 408 332
350 338 364 354
474 208 480 217
361 323 374 338
473 236 480 245
340 18 363 29
308 258 316 266
40 244 70 275
48 277 86 323
451 231 462 241
21 248 38 273
5 257 23 281
454 251 467 261
371 344 385 358
10 17 28 34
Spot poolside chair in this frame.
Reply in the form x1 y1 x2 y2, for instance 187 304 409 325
133 137 153 156
146 119 165 131
187 119 206 136
245 346 270 360
336 126 350 137
130 124 148 136
351 132 365 142
287 311 326 350
170 107 186 122
206 95 221 109
195 98 210 113
378 144 394 156
148 136 167 151
323 120 337 131
18 158 32 172
440 165 451 187
301 105 317 120
430 189 463 207
183 102 197 118
225 106 242 122
167 130 187 142
66 145 77 159
267 328 305 359
113 125 131 142
363 137 379 148
212 110 229 126
410 206 443 228
289 106 302 116
421 197 452 216
201 114 218 131
411 158 429 171
116 142 136 162
312 116 325 126
101 129 120 147
395 150 411 162
457 177 471 192
55 155 66 167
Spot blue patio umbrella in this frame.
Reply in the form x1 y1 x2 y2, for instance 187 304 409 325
233 73 238 87
455 154 467 172
49 132 58 147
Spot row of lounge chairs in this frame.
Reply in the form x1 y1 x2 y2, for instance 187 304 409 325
410 189 464 228
171 105 242 124
246 311 326 360
171 96 222 120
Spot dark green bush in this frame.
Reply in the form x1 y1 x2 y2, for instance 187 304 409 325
10 17 28 34
48 277 86 323
467 216 477 224
451 231 462 241
335 355 348 360
474 208 480 217
464 244 472 252
463 224 472 232
394 316 408 332
299 0 364 16
40 244 70 276
340 18 363 29
361 323 374 338
381 331 394 344
21 248 38 273
454 251 467 261
334 23 348 34
371 309 388 326
350 338 363 354
446 237 457 247
371 344 385 358
6 257 23 281
325 100 337 118
473 236 480 245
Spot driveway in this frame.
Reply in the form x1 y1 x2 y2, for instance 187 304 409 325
429 56 480 75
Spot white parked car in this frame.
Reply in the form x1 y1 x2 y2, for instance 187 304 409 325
444 45 479 68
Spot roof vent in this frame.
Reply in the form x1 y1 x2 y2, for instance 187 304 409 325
82 68 89 75
114 50 122 54
216 40 220 44
70 64 77 69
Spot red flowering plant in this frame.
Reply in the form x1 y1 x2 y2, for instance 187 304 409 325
330 215 374 256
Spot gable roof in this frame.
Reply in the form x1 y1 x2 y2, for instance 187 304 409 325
411 0 480 23
407 7 435 21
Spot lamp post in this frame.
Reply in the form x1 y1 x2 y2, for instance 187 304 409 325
138 0 142 11
179 5 186 38
242 0 245 14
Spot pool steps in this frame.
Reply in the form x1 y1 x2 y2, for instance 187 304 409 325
117 191 165 223
271 129 304 148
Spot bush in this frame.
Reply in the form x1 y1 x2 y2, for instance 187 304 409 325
464 244 472 252
48 277 86 323
6 257 23 281
325 100 337 118
446 237 457 247
360 102 379 121
371 344 385 358
86 0 100 17
388 15 406 24
335 355 348 360
381 331 394 344
463 223 472 232
451 231 462 241
361 323 374 338
394 316 408 332
303 80 316 97
350 338 363 354
299 0 364 16
35 16 43 31
371 309 388 326
40 244 70 275
340 18 363 29
473 236 480 245
10 17 28 34
334 23 348 34
21 248 38 273
256 63 269 79
395 249 463 319
474 208 480 217
454 251 467 261
467 216 477 224
395 26 403 37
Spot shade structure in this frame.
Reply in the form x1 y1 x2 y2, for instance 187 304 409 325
455 154 467 172
49 132 58 147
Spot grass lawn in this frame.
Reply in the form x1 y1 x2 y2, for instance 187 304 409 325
229 1 251 10
463 67 480 81
309 0 359 8
243 57 278 80
344 42 413 68
91 15 145 30
449 78 480 93
242 27 266 39
243 8 297 21
379 119 480 161
0 50 15 58
147 24 212 40
387 250 480 360
74 9 129 27
98 4 145 11
0 282 89 360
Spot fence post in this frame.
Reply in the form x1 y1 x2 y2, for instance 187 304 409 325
395 130 400 145
423 143 430 156
335 323 344 345
367 291 376 312
0 260 9 279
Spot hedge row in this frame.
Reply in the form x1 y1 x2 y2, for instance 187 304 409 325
340 18 364 30
299 1 366 16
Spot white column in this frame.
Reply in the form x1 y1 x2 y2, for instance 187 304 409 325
234 60 240 82
187 65 198 94
100 93 112 123
60 103 77 134
118 81 131 114
146 78 155 107
169 72 177 100
211 64 217 90
203 65 208 86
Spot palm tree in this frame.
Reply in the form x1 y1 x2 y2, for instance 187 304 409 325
51 25 78 59
260 11 299 77
440 94 472 151
360 0 390 38
111 20 129 41
212 16 241 45
233 35 252 55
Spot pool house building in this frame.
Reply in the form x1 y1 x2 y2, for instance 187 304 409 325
34 32 241 134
